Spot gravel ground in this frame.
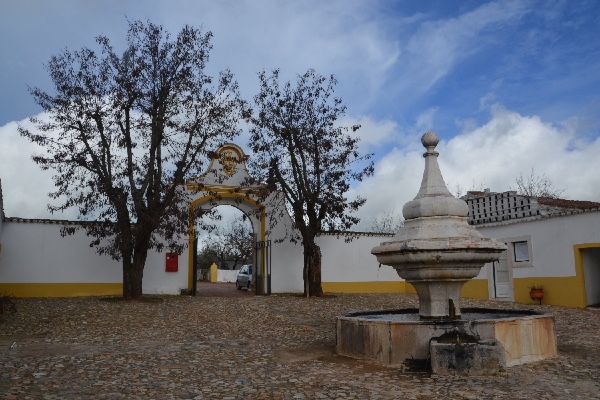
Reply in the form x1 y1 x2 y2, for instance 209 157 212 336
0 292 599 399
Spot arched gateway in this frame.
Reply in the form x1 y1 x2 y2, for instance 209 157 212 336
182 143 400 296
185 143 287 294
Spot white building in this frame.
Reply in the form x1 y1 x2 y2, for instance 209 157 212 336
461 190 600 308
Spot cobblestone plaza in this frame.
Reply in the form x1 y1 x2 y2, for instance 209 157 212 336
1 288 599 399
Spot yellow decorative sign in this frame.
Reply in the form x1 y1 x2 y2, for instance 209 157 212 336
220 149 238 176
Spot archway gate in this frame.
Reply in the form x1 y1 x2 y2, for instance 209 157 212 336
184 143 281 295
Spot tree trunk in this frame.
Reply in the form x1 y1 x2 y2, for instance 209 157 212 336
123 246 149 300
303 239 323 297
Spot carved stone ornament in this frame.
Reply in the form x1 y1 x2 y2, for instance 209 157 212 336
220 150 238 176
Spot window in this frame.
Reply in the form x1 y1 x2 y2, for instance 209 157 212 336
513 241 529 262
499 235 533 268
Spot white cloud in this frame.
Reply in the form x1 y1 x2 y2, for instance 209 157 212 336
394 1 530 98
184 0 400 110
353 104 600 230
338 115 399 148
2 1 599 231
415 107 439 132
4 104 600 233
0 117 78 219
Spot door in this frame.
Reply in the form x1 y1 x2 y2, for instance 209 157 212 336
493 250 511 298
581 247 600 307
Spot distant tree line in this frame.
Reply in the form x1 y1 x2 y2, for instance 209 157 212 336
196 216 254 270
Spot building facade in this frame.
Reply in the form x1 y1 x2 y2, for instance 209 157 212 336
1 152 598 308
462 190 600 308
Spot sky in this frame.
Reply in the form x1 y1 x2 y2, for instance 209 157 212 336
1 0 600 231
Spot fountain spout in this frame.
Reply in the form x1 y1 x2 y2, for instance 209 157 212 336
371 132 506 319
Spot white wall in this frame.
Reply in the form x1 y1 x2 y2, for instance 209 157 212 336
217 269 238 283
142 246 188 295
477 211 600 278
269 239 304 292
0 217 496 295
318 234 400 283
0 180 4 251
0 221 122 283
0 220 189 295
6 206 598 297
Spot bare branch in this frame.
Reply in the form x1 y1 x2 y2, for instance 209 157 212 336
511 168 565 199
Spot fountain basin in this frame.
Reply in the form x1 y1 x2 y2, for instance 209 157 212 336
336 308 557 370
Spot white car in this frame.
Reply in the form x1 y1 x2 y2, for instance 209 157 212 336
235 264 253 290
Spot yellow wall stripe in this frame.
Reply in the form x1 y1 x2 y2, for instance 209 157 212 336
0 283 122 298
513 277 585 308
323 277 585 308
461 279 489 299
322 281 413 294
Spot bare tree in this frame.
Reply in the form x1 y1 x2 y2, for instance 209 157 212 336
247 69 374 297
196 215 253 270
196 242 221 270
370 208 404 234
223 217 254 268
19 20 245 300
512 168 565 198
198 229 231 269
449 179 487 199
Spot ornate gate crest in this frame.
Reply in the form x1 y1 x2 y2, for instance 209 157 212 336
220 149 238 176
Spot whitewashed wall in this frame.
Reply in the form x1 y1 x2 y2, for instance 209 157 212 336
217 269 238 283
141 244 188 295
0 218 401 295
0 181 4 248
477 211 600 278
0 221 122 283
269 238 304 292
318 234 400 283
0 220 190 295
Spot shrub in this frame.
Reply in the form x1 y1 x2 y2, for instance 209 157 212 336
0 293 17 317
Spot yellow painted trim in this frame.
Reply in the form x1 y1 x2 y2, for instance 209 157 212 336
0 283 122 298
219 144 243 160
323 280 490 297
186 183 265 191
512 277 585 308
188 192 266 290
322 281 412 294
461 279 489 299
323 276 585 308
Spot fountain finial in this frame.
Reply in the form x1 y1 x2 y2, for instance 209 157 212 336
403 131 468 220
421 131 439 154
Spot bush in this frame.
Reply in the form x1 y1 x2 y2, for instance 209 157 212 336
0 293 17 317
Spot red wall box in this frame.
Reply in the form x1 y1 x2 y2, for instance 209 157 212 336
165 253 178 272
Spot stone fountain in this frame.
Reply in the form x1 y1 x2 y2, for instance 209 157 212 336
336 132 557 375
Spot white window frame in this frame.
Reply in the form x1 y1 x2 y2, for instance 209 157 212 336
500 235 533 268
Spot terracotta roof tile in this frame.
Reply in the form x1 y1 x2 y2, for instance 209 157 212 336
535 197 600 210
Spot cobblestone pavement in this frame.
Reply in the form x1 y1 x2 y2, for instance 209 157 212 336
1 292 599 399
